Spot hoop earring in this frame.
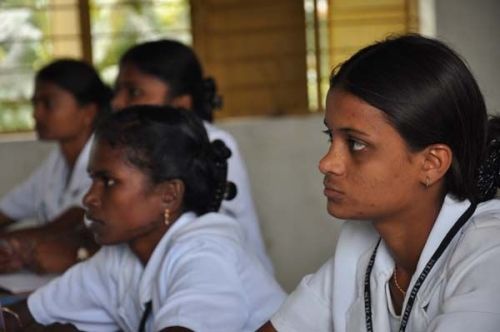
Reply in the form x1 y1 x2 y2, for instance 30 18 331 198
164 208 171 226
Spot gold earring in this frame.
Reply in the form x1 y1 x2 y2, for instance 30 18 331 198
164 208 171 226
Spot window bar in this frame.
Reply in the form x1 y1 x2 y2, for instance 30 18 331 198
78 0 93 63
313 0 323 112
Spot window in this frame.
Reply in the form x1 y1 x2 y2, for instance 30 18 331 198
304 0 419 112
90 0 191 83
304 0 329 112
0 0 190 133
0 0 422 132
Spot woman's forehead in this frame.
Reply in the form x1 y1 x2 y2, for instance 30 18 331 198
325 90 390 133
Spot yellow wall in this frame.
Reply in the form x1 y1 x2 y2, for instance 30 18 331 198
328 0 418 68
50 0 83 59
191 0 309 118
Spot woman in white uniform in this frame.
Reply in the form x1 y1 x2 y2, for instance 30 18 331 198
5 105 285 331
260 35 500 331
0 59 111 273
111 39 273 273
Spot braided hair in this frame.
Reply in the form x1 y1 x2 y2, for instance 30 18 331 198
119 40 222 122
94 105 235 215
477 117 500 202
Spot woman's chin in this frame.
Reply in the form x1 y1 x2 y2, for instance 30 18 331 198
326 203 358 221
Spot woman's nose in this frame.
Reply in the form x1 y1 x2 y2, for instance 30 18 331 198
111 91 126 111
318 143 346 176
83 184 100 209
32 103 43 121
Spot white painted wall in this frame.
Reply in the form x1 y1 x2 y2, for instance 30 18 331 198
435 0 500 115
0 0 498 293
218 115 342 291
0 137 54 197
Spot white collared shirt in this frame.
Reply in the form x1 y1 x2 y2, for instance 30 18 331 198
28 212 285 332
272 196 500 331
0 137 93 224
204 122 273 273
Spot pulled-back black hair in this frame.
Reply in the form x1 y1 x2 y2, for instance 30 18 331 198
94 105 234 215
119 39 222 122
330 34 489 202
36 59 112 126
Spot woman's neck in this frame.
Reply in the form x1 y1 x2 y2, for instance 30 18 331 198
131 211 182 265
132 226 168 265
59 130 92 170
373 193 444 282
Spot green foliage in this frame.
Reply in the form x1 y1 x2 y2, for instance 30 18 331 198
0 0 191 133
92 0 191 82
0 100 34 133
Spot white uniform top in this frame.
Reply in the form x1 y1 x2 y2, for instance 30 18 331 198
204 122 273 273
28 212 286 332
271 196 500 332
0 138 93 224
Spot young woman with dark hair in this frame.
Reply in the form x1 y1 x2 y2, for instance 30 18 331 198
260 34 500 331
4 106 285 332
0 59 111 273
112 39 273 272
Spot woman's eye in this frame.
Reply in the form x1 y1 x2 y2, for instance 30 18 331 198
45 99 56 109
104 178 116 187
128 87 142 98
32 98 55 110
349 139 367 152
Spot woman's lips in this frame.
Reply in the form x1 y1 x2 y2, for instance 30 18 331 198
85 214 104 231
323 180 345 202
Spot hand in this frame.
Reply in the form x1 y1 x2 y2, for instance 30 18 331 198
0 237 32 273
27 239 79 274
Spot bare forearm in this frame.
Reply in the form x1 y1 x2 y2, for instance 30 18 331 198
0 207 99 273
257 321 278 332
7 207 85 240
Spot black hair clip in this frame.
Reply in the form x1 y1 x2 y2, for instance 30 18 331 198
204 77 223 110
477 140 500 202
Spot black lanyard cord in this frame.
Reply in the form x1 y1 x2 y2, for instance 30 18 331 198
138 301 152 332
364 202 477 332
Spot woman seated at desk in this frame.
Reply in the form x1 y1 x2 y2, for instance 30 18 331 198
0 59 111 274
4 106 285 331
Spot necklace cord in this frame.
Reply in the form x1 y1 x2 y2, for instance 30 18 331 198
393 266 406 296
364 202 477 332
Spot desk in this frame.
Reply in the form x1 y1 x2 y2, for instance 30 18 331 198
0 271 57 305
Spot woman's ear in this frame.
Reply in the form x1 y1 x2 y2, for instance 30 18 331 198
419 144 453 187
170 94 193 110
159 179 185 212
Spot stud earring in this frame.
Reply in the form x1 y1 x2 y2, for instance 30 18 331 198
425 177 431 188
164 208 171 226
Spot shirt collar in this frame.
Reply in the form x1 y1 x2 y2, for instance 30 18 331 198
138 212 197 304
415 195 470 275
65 135 94 191
373 195 471 278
